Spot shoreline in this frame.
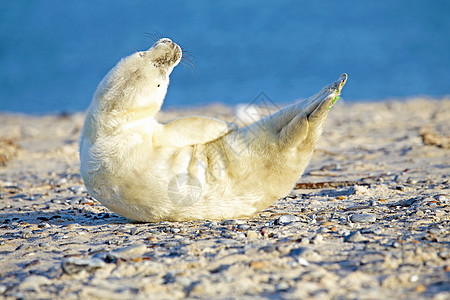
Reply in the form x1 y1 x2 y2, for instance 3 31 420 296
0 97 449 299
1 95 449 117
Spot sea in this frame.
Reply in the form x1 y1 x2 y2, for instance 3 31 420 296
1 0 449 114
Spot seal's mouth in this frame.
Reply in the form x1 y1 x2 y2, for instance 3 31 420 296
148 38 182 68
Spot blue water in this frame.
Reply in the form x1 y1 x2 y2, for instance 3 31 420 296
1 0 449 114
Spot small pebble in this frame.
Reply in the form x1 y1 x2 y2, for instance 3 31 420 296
38 222 51 229
237 224 250 230
207 221 218 227
69 186 85 194
55 178 68 186
350 214 376 223
264 220 275 226
61 214 75 221
396 185 408 191
108 244 148 260
249 261 265 269
176 276 192 288
392 242 401 248
19 275 50 291
321 221 334 227
398 197 421 207
300 238 310 245
67 196 84 204
167 228 179 234
29 194 42 201
414 210 425 217
312 234 323 244
373 228 383 235
438 251 449 260
276 281 290 291
246 230 259 238
16 244 33 251
22 231 32 239
260 245 277 253
434 194 448 202
80 198 95 205
62 257 106 275
276 214 300 225
290 247 320 262
222 220 237 225
221 231 235 239
236 232 246 239
297 257 310 266
434 209 445 217
344 231 365 242
414 284 426 293
407 178 418 184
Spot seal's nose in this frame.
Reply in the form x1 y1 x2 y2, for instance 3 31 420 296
157 38 172 44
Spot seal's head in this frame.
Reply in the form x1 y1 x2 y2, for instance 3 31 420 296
143 38 182 73
93 38 182 118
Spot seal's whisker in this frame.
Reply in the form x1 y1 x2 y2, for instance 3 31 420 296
180 45 195 55
181 58 197 71
181 52 197 62
144 31 164 43
180 63 195 74
182 52 196 59
180 59 196 68
144 32 157 43
181 56 197 65
180 60 197 73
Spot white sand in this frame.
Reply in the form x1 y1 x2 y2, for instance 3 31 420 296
0 98 449 299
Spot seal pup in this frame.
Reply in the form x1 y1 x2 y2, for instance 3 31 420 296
80 38 347 222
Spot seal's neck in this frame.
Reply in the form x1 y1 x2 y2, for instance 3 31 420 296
82 100 160 145
123 103 161 121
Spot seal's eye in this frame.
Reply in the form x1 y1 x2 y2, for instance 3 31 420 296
157 84 161 87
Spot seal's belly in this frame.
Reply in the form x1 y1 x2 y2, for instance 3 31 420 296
82 136 215 218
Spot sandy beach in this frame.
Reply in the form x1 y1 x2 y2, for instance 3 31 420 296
0 98 449 299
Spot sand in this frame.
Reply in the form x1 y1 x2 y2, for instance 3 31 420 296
0 98 449 299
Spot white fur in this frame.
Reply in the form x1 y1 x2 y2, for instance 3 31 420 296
80 38 347 222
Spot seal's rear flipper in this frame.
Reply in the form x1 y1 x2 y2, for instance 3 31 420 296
276 74 347 148
308 73 347 123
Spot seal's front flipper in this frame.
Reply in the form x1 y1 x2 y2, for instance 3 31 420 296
156 116 238 147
